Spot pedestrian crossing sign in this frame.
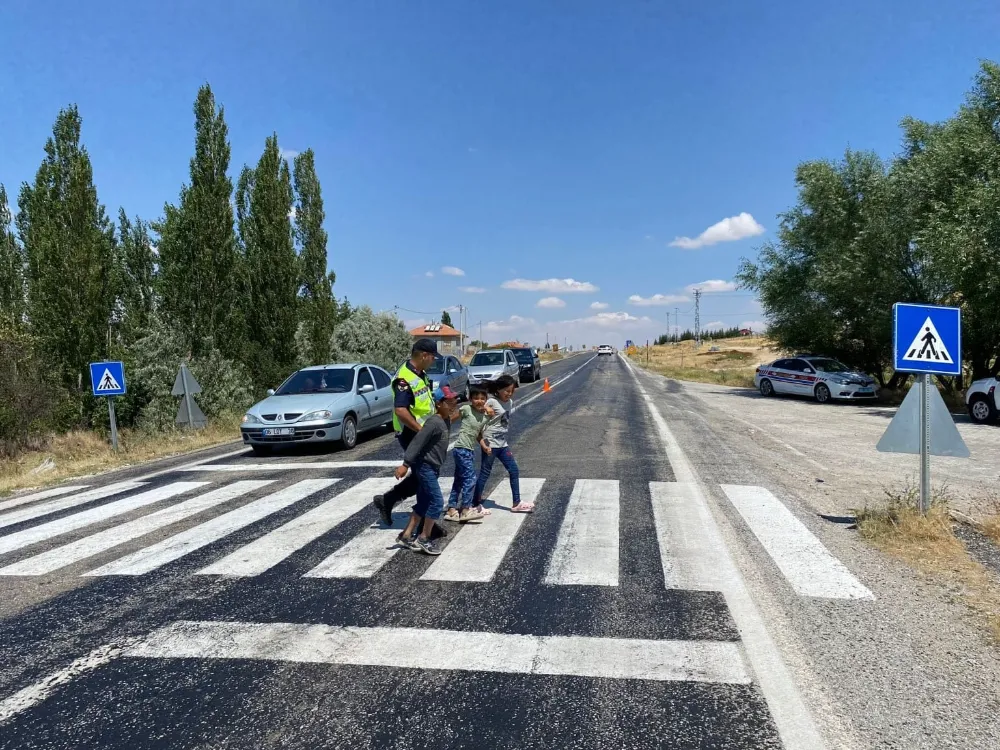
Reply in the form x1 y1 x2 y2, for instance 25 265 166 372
893 303 961 376
89 361 127 396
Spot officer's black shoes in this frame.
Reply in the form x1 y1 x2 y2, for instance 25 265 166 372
373 495 393 527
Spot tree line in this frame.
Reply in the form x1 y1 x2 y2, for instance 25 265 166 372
738 61 1000 388
0 84 407 453
655 326 751 345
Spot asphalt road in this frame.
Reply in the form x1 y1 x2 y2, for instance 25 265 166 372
1 352 997 749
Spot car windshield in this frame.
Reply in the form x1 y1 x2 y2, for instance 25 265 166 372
275 368 354 395
471 352 504 366
512 349 534 363
426 356 446 375
806 359 852 373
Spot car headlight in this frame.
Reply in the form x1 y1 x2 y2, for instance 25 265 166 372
241 413 256 424
301 410 334 421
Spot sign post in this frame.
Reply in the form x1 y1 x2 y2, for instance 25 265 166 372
89 361 127 452
877 304 966 513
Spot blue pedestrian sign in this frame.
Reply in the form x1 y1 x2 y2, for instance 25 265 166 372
89 361 127 397
893 303 961 376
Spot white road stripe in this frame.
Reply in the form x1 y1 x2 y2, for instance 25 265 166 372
421 479 546 582
0 482 147 530
302 478 449 579
197 478 394 577
0 485 90 514
649 482 720 591
127 620 752 685
85 479 337 576
180 461 398 472
543 479 619 586
721 485 874 600
0 481 274 576
0 483 206 558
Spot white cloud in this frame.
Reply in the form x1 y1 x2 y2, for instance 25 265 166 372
685 279 737 293
669 212 765 250
424 271 434 278
484 315 535 332
704 320 724 329
536 297 566 309
459 286 486 293
739 320 768 332
287 206 297 221
590 301 609 310
561 311 652 328
279 148 299 160
442 266 465 277
628 293 689 307
501 278 598 293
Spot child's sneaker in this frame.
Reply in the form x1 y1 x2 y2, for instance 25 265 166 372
443 508 461 522
459 507 485 523
395 531 419 550
413 537 442 556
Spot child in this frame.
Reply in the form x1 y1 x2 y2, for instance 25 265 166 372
394 385 459 555
474 374 534 514
443 384 493 523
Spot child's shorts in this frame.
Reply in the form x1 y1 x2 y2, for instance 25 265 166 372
412 462 444 520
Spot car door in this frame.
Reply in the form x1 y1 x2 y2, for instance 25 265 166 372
354 366 376 428
505 350 518 378
767 359 794 394
446 357 467 395
370 367 393 424
785 359 815 396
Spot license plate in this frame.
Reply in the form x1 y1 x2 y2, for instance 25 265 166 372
262 427 295 436
857 388 873 394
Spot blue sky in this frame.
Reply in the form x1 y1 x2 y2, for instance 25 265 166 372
2 0 998 348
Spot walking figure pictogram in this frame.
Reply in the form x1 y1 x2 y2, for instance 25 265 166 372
910 326 939 360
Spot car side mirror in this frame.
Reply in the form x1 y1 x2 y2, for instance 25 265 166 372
804 368 814 374
359 384 375 394
266 389 275 396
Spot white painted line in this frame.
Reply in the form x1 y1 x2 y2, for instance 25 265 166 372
179 461 399 472
302 477 449 579
0 483 206 558
0 481 147 530
543 479 619 586
721 485 874 600
0 485 90 514
197 478 394 577
85 479 337 576
649 482 720 591
0 637 140 725
625 360 827 749
0 481 274 576
127 620 752 685
421 479 546 582
518 354 598 408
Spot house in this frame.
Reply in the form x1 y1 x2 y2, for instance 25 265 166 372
739 328 754 336
409 323 463 355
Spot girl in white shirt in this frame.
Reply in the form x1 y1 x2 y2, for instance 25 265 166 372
473 374 534 514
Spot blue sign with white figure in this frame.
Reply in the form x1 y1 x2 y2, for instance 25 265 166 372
893 303 961 376
89 361 127 397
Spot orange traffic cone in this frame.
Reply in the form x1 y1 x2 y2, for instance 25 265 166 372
542 378 551 393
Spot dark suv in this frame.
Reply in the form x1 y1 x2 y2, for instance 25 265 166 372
511 347 541 383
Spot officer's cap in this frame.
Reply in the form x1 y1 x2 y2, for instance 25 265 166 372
412 338 438 355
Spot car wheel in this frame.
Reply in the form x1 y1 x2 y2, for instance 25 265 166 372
340 414 358 449
814 383 832 404
968 395 998 424
759 379 774 397
250 444 271 457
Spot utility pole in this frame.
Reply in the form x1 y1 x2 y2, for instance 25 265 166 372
693 288 702 346
458 304 465 353
675 307 679 343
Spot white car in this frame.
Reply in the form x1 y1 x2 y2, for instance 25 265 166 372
966 377 999 424
755 355 878 403
597 345 613 356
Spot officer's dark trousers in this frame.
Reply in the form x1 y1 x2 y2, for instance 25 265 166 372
383 436 418 507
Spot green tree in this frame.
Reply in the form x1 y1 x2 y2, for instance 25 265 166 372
440 309 453 327
0 184 26 328
293 149 336 365
17 106 117 389
115 209 156 342
236 134 298 387
155 85 244 360
330 306 413 372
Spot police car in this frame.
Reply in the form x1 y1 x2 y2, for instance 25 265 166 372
755 355 878 403
965 377 1000 424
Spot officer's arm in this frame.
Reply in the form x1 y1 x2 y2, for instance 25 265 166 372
392 378 423 432
394 406 422 433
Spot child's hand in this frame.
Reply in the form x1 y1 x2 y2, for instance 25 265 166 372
485 407 495 416
482 445 492 456
394 465 409 480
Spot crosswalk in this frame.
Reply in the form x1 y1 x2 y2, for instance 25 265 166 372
0 467 873 600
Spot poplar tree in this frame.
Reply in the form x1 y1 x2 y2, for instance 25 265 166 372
116 208 156 341
0 184 26 328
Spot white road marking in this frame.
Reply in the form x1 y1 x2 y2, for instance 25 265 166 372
0 483 206 558
197 478 393 577
623 353 828 750
649 482 720 591
85 479 336 576
721 485 874 600
543 479 619 586
518 354 598 408
0 482 147 530
421 478 546 582
127 620 752 685
303 477 449 579
0 481 274 576
0 486 91 514
179 461 399 472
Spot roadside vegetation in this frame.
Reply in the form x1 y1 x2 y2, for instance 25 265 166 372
629 336 778 388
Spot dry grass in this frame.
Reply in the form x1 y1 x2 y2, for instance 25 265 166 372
628 337 779 388
0 420 240 498
856 485 1000 642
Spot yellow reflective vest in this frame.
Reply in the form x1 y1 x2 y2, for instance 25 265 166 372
392 361 434 435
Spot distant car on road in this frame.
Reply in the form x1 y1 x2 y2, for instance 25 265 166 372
468 349 520 385
511 347 541 382
966 377 999 424
240 364 394 454
426 354 469 399
598 344 613 356
755 356 877 403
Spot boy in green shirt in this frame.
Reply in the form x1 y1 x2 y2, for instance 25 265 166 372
443 383 493 523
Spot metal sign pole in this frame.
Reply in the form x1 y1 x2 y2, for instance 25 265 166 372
919 374 931 514
108 397 119 452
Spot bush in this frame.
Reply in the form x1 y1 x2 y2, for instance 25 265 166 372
329 306 413 373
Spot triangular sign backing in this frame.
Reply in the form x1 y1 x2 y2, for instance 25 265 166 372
876 383 969 457
96 369 122 392
176 397 207 428
902 317 954 364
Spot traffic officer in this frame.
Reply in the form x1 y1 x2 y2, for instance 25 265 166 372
373 338 439 527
